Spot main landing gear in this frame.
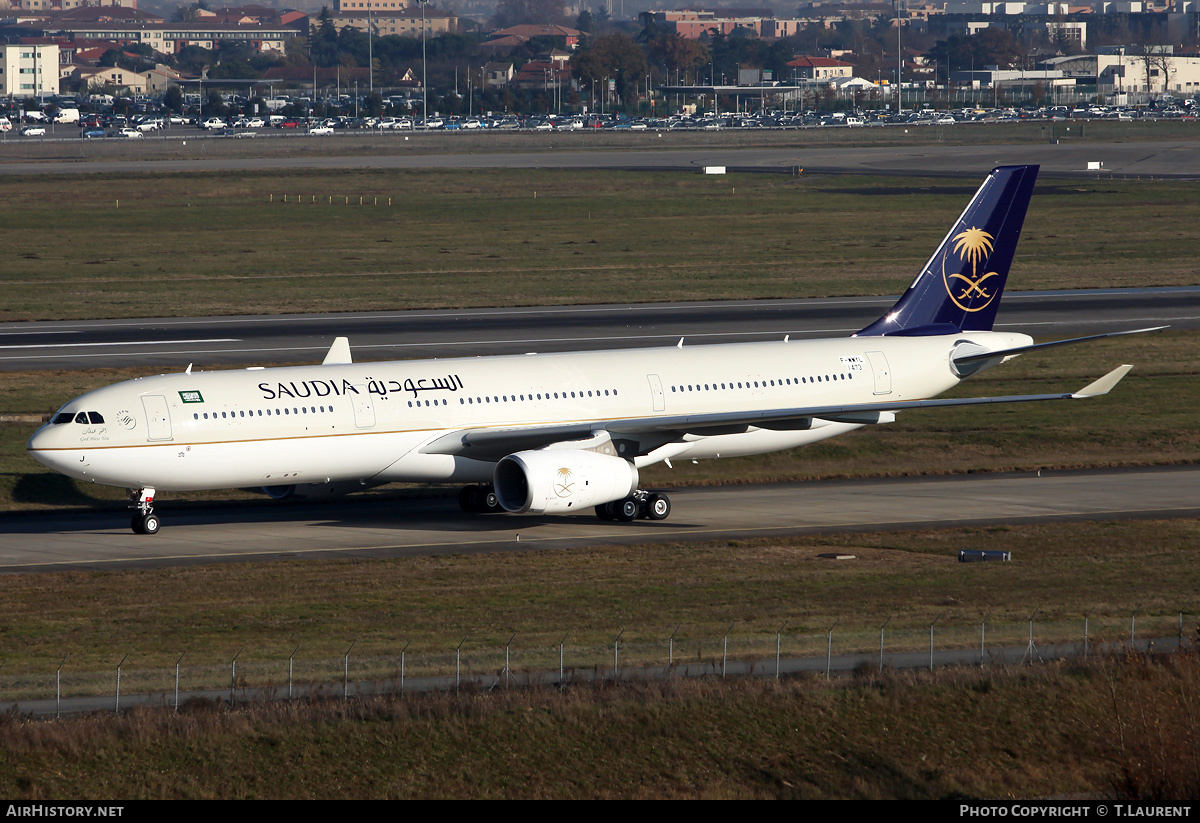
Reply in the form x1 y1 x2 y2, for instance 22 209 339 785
128 487 159 535
458 484 504 513
595 490 672 522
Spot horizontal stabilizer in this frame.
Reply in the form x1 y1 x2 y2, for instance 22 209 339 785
953 326 1166 367
322 337 353 366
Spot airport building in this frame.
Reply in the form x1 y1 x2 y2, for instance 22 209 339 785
42 22 297 55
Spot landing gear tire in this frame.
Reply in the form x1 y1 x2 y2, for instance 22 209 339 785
127 487 159 535
459 485 502 513
459 485 482 512
595 501 616 521
131 513 160 535
645 493 671 521
614 497 639 522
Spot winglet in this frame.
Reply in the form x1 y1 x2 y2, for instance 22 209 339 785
322 337 353 365
1072 365 1133 398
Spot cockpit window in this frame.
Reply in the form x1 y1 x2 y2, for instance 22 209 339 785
52 413 74 425
88 412 104 424
74 412 89 424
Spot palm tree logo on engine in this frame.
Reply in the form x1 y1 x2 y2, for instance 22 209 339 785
554 467 575 498
944 227 1000 312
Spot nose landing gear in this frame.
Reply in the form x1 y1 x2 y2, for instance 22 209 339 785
128 487 159 535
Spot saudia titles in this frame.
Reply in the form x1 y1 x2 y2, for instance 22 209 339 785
944 227 1000 313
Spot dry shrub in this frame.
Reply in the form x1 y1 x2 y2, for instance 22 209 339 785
1095 650 1200 801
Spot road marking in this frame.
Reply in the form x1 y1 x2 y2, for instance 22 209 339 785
0 338 240 350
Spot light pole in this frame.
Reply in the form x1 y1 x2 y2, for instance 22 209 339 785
894 0 903 113
418 0 429 126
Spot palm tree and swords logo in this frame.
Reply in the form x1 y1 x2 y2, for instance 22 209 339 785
554 466 575 498
943 226 1000 313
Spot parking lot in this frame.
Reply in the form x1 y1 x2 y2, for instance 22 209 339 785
3 99 1199 146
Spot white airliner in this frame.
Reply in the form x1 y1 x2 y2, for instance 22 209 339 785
27 165 1159 535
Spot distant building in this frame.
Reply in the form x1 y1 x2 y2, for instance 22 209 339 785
5 0 138 11
324 6 457 37
142 63 184 92
482 61 514 88
510 57 572 91
786 55 855 80
484 24 585 49
70 63 148 93
0 42 59 96
42 22 297 55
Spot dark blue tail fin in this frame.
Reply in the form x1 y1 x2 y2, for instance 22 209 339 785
856 165 1039 337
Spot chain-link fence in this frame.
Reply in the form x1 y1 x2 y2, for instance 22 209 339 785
2 609 1193 716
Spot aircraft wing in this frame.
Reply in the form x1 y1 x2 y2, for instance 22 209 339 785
420 365 1133 461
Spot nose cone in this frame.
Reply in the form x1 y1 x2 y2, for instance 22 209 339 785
27 423 78 475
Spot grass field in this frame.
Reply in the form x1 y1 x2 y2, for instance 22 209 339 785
0 518 1194 696
0 517 1198 799
0 656 1197 799
0 169 1198 322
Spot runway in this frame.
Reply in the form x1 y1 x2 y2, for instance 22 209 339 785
0 287 1196 370
0 466 1195 572
2 140 1200 179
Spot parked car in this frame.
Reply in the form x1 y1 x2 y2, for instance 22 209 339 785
0 117 12 132
117 128 143 139
82 128 107 139
306 125 334 136
19 125 46 136
200 117 226 130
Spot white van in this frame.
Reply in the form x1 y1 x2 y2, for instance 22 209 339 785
53 108 80 124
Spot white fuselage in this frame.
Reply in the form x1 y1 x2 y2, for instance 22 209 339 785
26 331 1031 492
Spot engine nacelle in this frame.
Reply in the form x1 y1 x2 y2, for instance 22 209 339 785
494 449 639 514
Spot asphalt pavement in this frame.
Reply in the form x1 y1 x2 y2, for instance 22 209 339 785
1 287 1195 370
1 466 1195 572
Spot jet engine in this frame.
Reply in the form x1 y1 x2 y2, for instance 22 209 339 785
494 449 638 514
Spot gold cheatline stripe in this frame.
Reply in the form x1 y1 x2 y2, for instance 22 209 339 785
25 414 639 452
